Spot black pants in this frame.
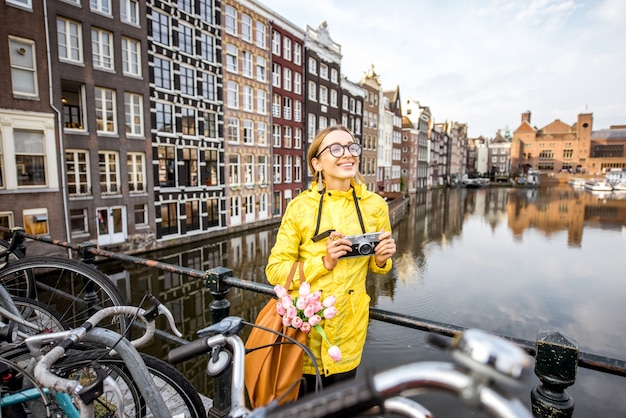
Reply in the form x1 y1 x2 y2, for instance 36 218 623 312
299 369 358 396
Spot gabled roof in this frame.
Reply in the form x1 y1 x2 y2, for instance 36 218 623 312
491 131 508 143
541 119 571 133
514 120 535 133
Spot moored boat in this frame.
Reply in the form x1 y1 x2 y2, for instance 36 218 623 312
584 179 613 191
568 177 586 188
612 181 626 192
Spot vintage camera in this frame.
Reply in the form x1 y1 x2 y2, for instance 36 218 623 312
340 232 380 258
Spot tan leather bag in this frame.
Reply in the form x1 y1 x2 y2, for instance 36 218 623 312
244 262 307 408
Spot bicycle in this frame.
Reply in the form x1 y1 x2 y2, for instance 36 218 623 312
5 295 205 418
168 317 533 418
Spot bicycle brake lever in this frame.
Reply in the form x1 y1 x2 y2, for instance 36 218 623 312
143 294 183 337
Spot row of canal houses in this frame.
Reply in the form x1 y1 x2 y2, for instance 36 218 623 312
1 0 470 254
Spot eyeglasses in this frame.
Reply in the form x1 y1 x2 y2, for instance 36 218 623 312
315 143 362 159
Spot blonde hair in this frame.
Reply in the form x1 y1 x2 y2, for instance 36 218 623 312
308 125 364 183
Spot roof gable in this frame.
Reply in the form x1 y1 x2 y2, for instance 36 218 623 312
514 121 535 133
542 119 571 133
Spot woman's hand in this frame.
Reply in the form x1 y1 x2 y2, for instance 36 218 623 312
323 231 348 270
374 231 396 268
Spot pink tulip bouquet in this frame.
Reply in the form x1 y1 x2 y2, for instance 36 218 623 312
274 281 342 362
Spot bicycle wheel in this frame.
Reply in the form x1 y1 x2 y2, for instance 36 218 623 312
0 257 128 333
54 349 206 418
10 296 69 338
0 240 34 299
0 356 57 418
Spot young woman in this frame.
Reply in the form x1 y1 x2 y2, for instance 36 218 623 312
265 125 396 394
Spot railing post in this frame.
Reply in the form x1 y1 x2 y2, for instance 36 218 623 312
531 331 578 418
76 242 98 304
205 267 233 418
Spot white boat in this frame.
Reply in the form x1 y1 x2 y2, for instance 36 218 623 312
568 177 586 188
526 170 540 187
612 181 626 192
584 179 613 191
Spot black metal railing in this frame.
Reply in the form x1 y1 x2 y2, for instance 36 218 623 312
5 228 626 418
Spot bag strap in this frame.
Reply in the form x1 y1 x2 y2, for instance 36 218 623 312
284 262 305 289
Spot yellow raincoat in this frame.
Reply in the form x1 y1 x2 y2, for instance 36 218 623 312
265 179 392 376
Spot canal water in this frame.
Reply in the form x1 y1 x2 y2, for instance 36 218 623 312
99 185 626 417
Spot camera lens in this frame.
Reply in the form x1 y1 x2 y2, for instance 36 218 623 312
357 243 374 255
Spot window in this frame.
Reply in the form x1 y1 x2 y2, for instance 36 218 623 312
285 155 292 183
229 154 240 186
15 130 46 187
242 86 253 112
201 33 215 62
92 28 114 70
241 14 252 42
180 65 195 96
95 87 116 134
241 51 252 77
23 208 49 235
330 68 338 83
273 155 282 183
228 117 240 143
179 0 193 14
98 151 120 194
308 57 317 74
199 0 213 23
563 149 573 159
283 97 292 120
179 24 194 55
227 81 239 108
284 126 292 148
182 148 198 186
7 0 32 9
121 37 141 76
308 81 316 101
186 200 200 231
330 89 337 107
226 44 238 73
124 92 143 136
256 56 267 82
127 152 145 192
307 114 316 141
283 68 291 91
181 107 196 135
153 56 171 89
57 18 83 63
256 22 266 48
205 149 219 186
294 43 301 65
271 124 283 148
257 155 267 184
244 155 254 185
120 0 139 25
155 102 173 132
157 145 176 187
243 120 254 145
295 155 302 182
9 37 37 97
160 202 178 235
206 197 219 227
294 128 302 149
283 37 291 60
257 122 267 146
151 11 170 46
245 194 254 216
62 81 85 130
202 112 218 139
201 73 216 101
256 89 267 114
272 94 281 118
70 209 89 236
271 31 281 55
134 204 147 226
294 72 302 94
225 5 237 35
66 150 90 195
90 0 111 14
272 63 281 87
319 86 328 104
320 63 328 79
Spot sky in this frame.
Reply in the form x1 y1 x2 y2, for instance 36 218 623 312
258 0 626 138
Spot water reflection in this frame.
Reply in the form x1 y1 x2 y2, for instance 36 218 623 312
98 185 626 417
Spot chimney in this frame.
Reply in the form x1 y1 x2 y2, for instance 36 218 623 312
521 111 531 124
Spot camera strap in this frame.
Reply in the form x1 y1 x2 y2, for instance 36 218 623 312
312 187 366 241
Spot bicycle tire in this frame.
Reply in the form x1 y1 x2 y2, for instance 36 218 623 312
0 356 56 418
0 257 128 333
10 296 69 338
0 240 34 299
54 349 207 418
